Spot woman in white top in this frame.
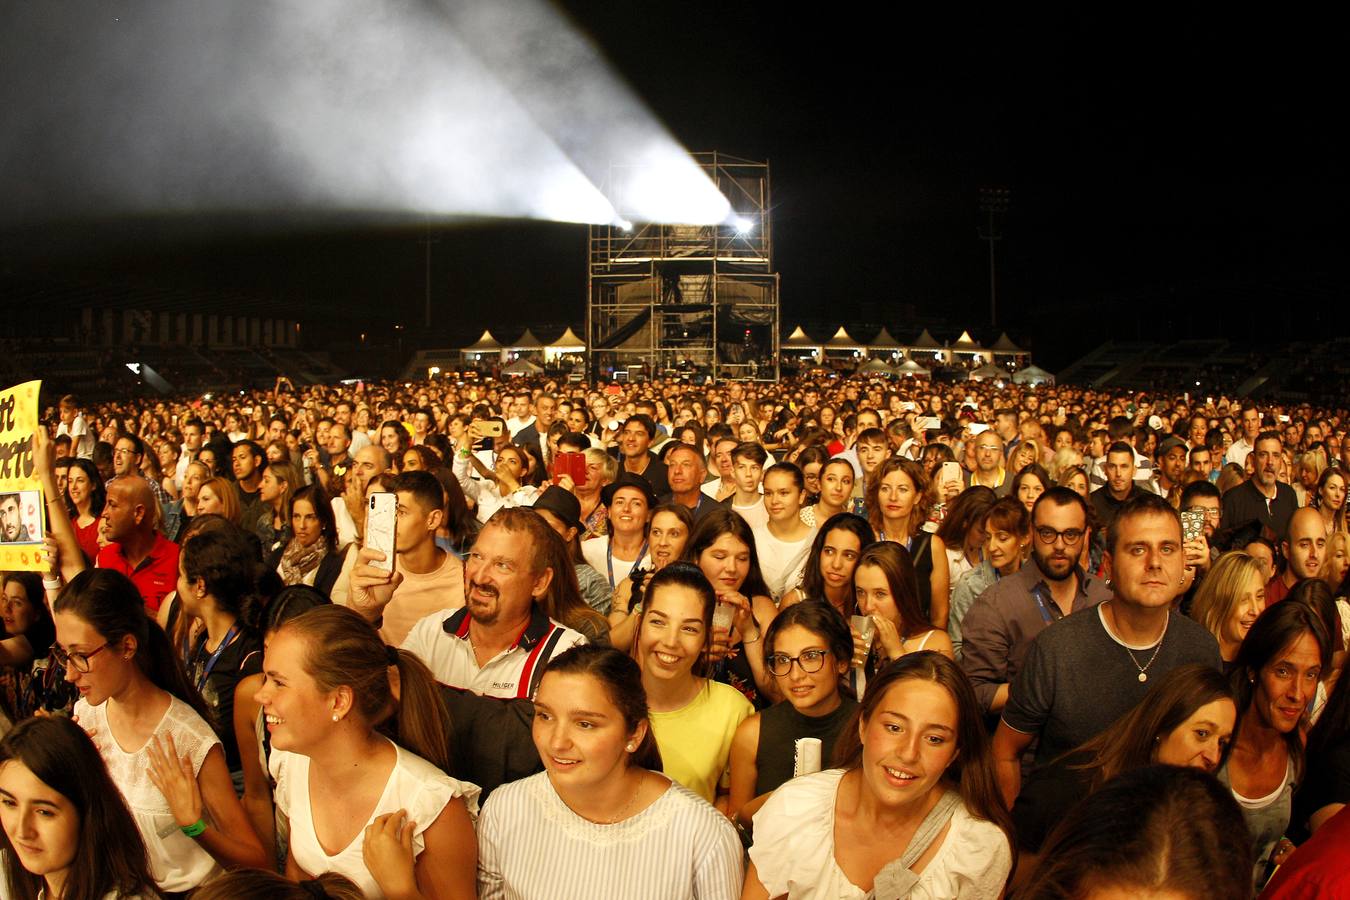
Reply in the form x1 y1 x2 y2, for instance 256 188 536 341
478 645 743 899
53 570 267 894
256 604 479 899
0 715 158 900
744 652 1014 899
607 504 694 652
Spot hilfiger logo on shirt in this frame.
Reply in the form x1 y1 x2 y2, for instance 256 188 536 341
491 681 517 691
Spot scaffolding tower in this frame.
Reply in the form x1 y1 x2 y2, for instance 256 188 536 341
587 152 780 381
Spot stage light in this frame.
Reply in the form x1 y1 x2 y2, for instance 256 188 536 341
731 216 754 234
616 219 634 233
0 0 722 229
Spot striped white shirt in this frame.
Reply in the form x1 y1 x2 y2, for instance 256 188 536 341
477 772 744 899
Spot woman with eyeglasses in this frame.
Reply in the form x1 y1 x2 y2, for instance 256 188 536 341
53 569 268 893
728 602 859 826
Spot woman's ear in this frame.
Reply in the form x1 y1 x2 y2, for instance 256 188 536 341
626 720 649 754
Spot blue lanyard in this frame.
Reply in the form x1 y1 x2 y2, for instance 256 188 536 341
606 539 648 589
1030 584 1059 625
191 625 240 693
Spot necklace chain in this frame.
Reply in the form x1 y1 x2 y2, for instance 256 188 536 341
1109 603 1167 683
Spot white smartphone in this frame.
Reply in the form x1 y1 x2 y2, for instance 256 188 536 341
366 492 397 573
941 461 962 486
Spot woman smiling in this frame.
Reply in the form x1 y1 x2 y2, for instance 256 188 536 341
743 653 1013 898
477 645 743 898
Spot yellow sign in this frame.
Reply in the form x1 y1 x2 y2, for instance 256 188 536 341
0 380 45 572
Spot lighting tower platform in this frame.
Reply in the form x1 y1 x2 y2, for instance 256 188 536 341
586 152 780 382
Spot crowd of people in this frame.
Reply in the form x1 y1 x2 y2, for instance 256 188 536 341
0 371 1347 899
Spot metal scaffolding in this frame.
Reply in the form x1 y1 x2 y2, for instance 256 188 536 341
587 152 780 381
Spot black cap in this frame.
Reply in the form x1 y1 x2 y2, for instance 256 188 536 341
532 485 583 532
601 471 657 509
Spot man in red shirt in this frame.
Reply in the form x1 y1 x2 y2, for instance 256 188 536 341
96 476 179 612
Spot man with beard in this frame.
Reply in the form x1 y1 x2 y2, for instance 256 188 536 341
1221 431 1298 538
398 507 586 698
960 488 1113 714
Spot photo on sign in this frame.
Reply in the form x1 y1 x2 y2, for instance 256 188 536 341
0 490 41 544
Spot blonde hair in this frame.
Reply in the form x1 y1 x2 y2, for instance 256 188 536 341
584 447 618 486
1321 531 1349 594
1048 446 1084 482
1190 551 1267 643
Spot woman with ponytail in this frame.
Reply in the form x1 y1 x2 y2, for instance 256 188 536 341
53 569 268 894
477 645 743 899
255 605 479 899
178 524 271 782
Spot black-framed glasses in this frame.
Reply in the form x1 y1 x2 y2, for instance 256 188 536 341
1035 526 1085 545
53 642 109 674
767 649 830 676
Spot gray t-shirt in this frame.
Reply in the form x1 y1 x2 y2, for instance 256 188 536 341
1002 603 1221 766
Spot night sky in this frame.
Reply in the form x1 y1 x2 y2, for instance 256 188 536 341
1 6 1344 371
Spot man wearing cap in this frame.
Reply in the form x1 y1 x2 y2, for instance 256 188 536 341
661 442 725 524
400 507 587 698
581 472 655 589
1150 435 1190 506
532 485 612 615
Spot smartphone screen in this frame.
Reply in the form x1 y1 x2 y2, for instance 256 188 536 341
366 492 397 572
1180 508 1205 543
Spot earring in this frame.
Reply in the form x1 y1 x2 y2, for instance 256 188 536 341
332 714 340 722
626 743 635 752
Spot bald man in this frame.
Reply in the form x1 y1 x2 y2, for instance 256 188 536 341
1263 507 1325 607
95 475 180 612
335 444 394 547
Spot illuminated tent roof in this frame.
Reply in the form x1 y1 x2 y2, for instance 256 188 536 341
968 363 1005 381
503 357 544 375
507 329 544 350
896 359 931 377
462 330 503 353
823 327 863 350
546 327 586 351
783 326 820 348
867 327 903 350
990 332 1025 354
909 329 942 350
952 330 985 351
857 357 897 375
1013 364 1055 385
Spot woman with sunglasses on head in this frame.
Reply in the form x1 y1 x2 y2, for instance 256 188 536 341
743 653 1014 899
636 564 754 808
728 602 859 827
478 645 743 899
0 715 159 900
53 569 268 894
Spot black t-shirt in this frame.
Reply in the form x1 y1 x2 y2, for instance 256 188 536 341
1002 604 1221 767
186 627 262 774
1221 479 1299 539
1011 752 1095 852
754 697 859 796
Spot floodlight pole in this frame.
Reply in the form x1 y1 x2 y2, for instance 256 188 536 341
978 187 1009 329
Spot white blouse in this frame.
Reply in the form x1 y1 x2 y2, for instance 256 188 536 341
74 695 222 893
269 741 480 899
477 772 743 900
749 769 1011 900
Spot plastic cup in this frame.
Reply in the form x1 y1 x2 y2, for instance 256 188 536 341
850 614 876 662
794 737 823 777
712 601 736 634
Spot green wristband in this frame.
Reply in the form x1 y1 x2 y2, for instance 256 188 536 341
181 819 207 838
